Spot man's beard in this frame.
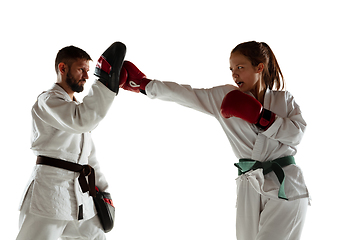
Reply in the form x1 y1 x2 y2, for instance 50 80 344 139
66 72 84 93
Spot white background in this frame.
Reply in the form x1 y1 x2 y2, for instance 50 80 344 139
1 0 359 239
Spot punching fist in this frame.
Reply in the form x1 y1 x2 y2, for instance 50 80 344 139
94 42 126 95
120 61 151 94
220 90 276 130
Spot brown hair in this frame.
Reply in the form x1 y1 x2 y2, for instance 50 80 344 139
55 46 92 74
231 41 285 90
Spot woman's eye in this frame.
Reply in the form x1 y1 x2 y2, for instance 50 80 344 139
237 66 243 69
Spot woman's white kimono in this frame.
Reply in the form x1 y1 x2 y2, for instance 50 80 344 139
144 80 310 240
18 80 116 222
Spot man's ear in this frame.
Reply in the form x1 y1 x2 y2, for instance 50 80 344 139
256 63 265 73
58 62 67 74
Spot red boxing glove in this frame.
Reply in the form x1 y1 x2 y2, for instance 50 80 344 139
220 90 276 130
120 61 151 94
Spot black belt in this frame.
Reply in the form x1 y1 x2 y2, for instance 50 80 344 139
36 156 96 197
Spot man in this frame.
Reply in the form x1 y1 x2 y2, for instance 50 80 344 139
16 42 126 240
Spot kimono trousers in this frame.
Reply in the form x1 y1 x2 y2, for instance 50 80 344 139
144 80 310 240
17 80 115 240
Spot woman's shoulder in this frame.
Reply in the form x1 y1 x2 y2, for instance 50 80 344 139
268 89 295 101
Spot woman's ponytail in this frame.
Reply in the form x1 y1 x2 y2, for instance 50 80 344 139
260 42 285 91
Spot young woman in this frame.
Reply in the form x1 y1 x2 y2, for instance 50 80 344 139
120 41 310 240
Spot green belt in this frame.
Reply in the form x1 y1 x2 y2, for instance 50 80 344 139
234 156 295 200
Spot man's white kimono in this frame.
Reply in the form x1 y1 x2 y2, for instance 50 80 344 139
144 80 310 240
17 80 115 239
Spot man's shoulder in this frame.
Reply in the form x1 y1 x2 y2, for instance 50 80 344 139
37 84 70 101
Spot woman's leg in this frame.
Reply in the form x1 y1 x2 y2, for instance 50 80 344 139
235 176 262 240
256 197 308 240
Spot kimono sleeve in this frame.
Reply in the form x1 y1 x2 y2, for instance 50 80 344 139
145 80 236 117
32 81 115 134
262 91 306 147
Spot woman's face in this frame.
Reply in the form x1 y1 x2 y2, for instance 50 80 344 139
229 52 264 93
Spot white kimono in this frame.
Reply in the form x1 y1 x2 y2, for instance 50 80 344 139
19 80 116 221
145 80 309 201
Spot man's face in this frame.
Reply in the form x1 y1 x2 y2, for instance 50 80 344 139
66 58 90 93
